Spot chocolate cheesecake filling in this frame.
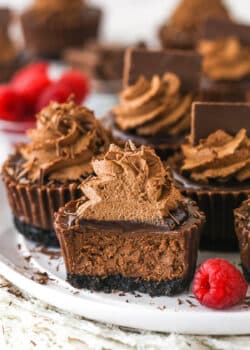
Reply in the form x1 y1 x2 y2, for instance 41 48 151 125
55 198 199 282
55 142 204 295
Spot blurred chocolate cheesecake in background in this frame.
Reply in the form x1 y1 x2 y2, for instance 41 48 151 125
198 18 250 102
159 0 231 50
21 0 102 58
63 41 146 92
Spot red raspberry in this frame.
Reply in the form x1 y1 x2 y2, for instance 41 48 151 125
12 62 51 107
59 70 89 103
12 62 49 84
36 81 72 112
0 85 26 122
193 258 248 309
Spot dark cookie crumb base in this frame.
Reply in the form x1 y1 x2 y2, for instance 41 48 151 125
242 265 250 283
14 217 59 248
67 273 192 297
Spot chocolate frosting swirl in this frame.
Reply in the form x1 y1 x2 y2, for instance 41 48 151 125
181 128 250 183
113 74 192 137
17 100 111 183
198 37 250 80
76 141 183 223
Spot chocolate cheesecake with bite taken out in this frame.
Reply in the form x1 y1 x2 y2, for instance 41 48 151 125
55 142 204 296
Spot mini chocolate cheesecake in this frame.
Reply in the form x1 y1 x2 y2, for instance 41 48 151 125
21 0 102 58
169 102 250 251
2 99 111 247
235 198 250 282
55 142 204 296
198 19 250 102
158 0 230 51
103 48 201 159
63 41 146 93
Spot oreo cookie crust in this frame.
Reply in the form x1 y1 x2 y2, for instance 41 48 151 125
67 273 194 297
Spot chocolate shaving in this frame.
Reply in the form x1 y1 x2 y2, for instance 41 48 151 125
31 271 49 285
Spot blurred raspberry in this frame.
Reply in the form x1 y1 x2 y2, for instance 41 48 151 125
12 62 49 84
36 81 72 112
0 85 26 122
59 70 90 104
12 62 51 108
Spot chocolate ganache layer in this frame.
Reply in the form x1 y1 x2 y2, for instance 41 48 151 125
55 142 204 296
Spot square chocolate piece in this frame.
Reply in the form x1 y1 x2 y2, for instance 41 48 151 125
124 48 201 92
191 102 250 144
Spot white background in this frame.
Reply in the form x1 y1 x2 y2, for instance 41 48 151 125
1 0 250 45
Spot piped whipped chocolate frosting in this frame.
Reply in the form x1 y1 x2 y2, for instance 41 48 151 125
15 100 110 183
182 128 250 183
76 142 183 223
112 74 192 137
198 37 250 80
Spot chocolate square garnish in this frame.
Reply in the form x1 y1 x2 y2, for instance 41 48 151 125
191 102 250 145
199 18 250 46
124 48 201 92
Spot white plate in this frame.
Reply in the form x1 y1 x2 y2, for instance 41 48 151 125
0 181 250 335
